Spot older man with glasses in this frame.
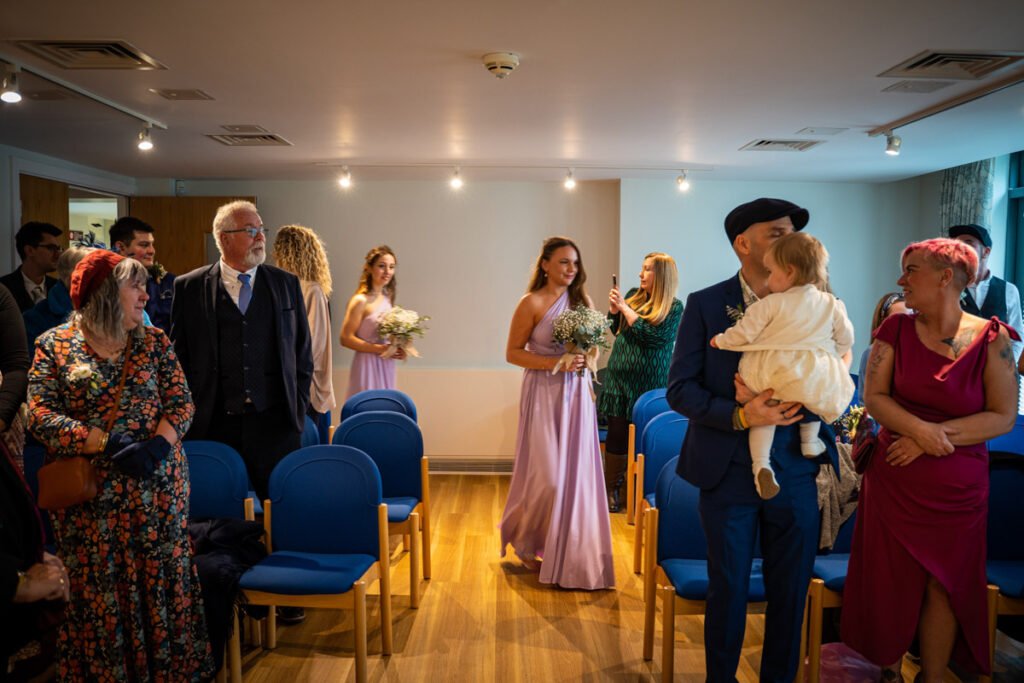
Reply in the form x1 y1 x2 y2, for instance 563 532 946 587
0 222 63 312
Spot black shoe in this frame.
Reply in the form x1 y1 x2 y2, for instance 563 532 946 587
276 607 305 625
608 489 622 513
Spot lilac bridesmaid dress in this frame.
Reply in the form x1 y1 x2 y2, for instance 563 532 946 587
346 297 397 399
499 291 616 590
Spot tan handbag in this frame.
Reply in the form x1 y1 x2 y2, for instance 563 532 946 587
37 338 133 510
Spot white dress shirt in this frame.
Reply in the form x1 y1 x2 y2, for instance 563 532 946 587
218 260 259 309
22 271 46 304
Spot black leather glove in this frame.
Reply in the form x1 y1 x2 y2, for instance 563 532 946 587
103 432 134 455
110 436 172 479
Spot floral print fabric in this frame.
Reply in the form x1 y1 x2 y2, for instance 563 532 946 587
28 323 213 681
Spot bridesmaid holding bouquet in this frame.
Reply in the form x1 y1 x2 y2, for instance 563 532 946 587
499 236 615 590
340 245 406 398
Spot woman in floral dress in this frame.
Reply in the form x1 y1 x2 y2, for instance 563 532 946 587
28 250 212 681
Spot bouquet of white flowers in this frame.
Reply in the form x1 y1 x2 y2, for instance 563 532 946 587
377 306 430 360
550 304 611 377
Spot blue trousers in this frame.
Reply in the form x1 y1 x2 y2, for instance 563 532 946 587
699 460 819 683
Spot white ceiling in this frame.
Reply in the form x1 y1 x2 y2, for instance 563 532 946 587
1 0 1023 183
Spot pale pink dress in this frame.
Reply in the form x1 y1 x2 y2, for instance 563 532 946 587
345 297 397 399
499 291 616 590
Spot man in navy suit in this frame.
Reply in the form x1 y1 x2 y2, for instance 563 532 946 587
667 198 841 682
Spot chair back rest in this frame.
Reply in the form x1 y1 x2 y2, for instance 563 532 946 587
655 456 706 562
183 441 251 520
341 389 417 423
302 415 321 447
988 416 1024 456
332 411 424 499
268 445 383 557
988 451 1024 561
640 412 688 497
631 389 669 445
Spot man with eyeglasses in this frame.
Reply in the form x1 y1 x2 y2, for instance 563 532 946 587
0 222 63 312
170 200 313 506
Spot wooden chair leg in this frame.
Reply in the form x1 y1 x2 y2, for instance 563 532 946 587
215 665 227 683
633 504 645 574
642 509 659 661
660 585 675 682
807 579 824 683
982 584 998 683
248 615 262 648
409 512 421 608
626 422 636 525
421 460 432 580
354 580 368 683
403 533 411 552
266 605 277 649
228 607 242 683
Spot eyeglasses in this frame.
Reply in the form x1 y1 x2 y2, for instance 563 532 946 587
222 227 266 239
35 244 63 253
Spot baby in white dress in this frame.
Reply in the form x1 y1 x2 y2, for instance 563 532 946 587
712 232 855 499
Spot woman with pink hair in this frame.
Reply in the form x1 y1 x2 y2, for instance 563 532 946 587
842 238 1019 681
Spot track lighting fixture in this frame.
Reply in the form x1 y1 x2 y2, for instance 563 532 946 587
564 169 576 190
885 132 901 156
450 167 463 189
0 65 21 104
676 171 691 192
338 166 352 188
137 123 154 151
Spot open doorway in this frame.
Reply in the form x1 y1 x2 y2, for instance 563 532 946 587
68 186 126 247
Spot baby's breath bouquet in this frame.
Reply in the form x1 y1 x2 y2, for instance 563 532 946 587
551 304 611 377
378 306 430 360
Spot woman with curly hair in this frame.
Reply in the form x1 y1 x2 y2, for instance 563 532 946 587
340 245 405 398
273 225 336 442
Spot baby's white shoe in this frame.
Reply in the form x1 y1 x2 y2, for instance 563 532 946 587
801 438 826 458
755 468 780 500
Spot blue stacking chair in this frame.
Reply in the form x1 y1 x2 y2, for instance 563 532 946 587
238 445 392 683
183 440 253 682
642 456 767 680
627 389 671 524
983 452 1024 683
333 411 430 607
302 415 321 447
805 510 858 683
340 389 418 424
633 412 688 573
987 415 1024 455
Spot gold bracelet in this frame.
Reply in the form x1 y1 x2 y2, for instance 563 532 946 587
16 570 27 591
737 406 749 430
98 432 109 452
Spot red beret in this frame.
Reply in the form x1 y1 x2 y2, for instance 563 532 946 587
70 250 125 310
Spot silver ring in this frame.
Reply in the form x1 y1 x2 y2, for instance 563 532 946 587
59 577 66 586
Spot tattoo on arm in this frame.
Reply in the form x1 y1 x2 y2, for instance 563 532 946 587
997 336 1018 377
941 328 977 358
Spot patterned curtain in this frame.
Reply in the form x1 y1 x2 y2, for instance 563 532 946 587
938 158 996 230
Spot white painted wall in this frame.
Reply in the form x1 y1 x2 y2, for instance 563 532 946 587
618 178 932 361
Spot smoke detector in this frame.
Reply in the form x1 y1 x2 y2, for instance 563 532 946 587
482 52 520 79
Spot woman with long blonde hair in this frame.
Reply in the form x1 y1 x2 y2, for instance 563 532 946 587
273 225 336 441
600 252 684 511
340 245 404 398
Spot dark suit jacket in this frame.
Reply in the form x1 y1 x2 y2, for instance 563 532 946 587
0 267 58 313
170 262 313 438
667 274 839 490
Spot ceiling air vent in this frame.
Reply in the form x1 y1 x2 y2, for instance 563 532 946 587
205 133 292 147
879 50 1023 80
16 40 165 70
220 124 269 134
740 139 823 152
882 80 955 94
149 88 213 101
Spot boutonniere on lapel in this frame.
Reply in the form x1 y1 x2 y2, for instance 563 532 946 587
148 262 168 284
725 303 746 325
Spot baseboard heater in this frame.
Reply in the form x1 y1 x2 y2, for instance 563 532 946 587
428 457 514 474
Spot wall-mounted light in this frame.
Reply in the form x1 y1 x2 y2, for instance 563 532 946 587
137 123 154 151
1 65 22 104
564 169 576 190
676 170 691 192
885 131 902 156
338 166 352 189
450 167 463 189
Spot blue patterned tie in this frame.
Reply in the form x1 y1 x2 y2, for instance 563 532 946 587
237 273 252 314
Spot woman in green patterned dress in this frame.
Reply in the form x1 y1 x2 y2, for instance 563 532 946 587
28 250 213 681
598 252 683 512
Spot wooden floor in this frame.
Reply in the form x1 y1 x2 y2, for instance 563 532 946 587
240 474 1024 682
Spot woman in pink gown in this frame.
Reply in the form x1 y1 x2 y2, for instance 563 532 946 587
842 239 1018 682
499 236 615 590
340 245 405 399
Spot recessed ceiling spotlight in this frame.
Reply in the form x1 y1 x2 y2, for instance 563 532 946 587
564 169 576 190
137 123 154 151
676 171 691 192
338 166 352 189
885 131 902 156
1 65 22 104
450 167 463 190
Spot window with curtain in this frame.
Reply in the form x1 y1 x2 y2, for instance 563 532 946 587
1007 151 1024 290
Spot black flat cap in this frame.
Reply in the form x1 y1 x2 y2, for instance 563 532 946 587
724 198 809 243
948 224 992 248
